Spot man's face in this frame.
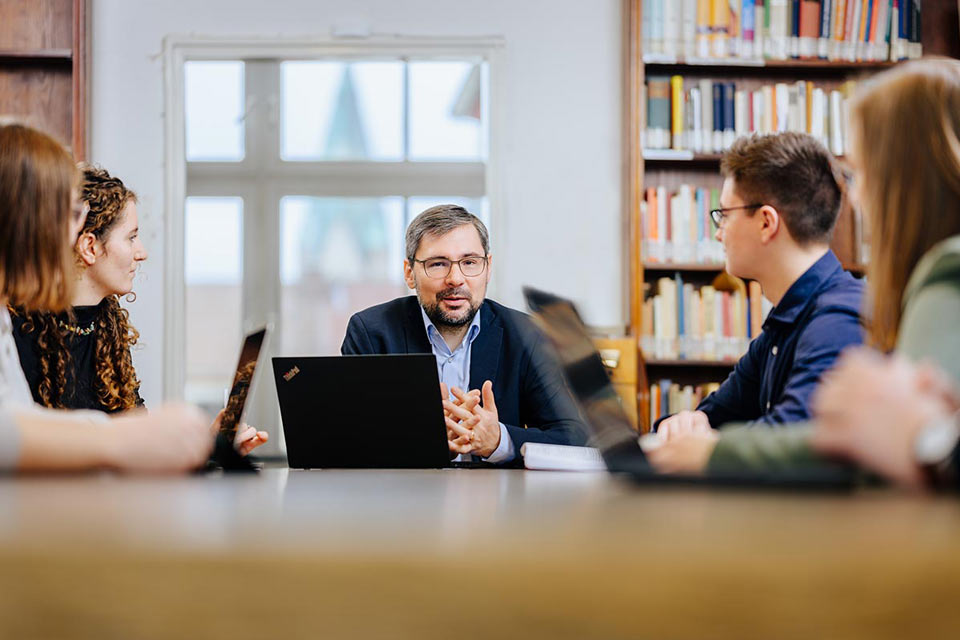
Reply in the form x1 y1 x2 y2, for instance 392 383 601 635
716 177 763 280
404 224 492 329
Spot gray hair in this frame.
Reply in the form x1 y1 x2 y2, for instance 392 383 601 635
405 204 489 263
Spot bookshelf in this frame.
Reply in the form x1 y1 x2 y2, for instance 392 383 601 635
0 0 88 160
624 0 960 432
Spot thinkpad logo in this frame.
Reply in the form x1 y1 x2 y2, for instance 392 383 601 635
282 366 300 382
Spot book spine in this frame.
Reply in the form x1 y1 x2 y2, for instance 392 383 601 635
911 0 921 59
690 87 703 152
819 0 833 58
790 0 801 57
642 0 652 54
756 0 768 58
683 0 699 58
769 0 789 59
712 83 723 151
700 79 714 152
671 76 684 150
723 81 736 148
729 0 742 57
647 77 672 149
832 0 848 60
798 0 821 58
742 0 756 58
663 0 678 57
697 0 713 57
712 0 730 58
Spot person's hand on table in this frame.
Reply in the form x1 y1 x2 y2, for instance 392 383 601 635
644 429 719 474
656 410 712 442
109 404 213 472
811 348 957 488
211 409 270 457
443 381 501 458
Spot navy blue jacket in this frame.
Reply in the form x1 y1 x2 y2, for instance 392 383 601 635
695 250 864 428
341 296 589 460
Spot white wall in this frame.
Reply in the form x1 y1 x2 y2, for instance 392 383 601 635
90 0 624 405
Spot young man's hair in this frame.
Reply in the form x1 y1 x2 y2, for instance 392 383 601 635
405 204 489 263
720 132 845 245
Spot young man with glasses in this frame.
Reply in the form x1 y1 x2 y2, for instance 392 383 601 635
656 132 864 440
341 204 587 464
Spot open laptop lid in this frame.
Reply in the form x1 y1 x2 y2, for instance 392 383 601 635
523 286 856 489
218 326 269 441
522 287 644 467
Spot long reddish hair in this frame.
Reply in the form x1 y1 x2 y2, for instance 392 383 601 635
850 59 960 350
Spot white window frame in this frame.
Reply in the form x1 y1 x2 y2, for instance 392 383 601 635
163 36 505 401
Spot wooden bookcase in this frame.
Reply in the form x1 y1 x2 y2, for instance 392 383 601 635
0 0 87 160
623 0 960 432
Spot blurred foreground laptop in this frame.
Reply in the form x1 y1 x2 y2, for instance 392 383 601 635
523 286 855 489
273 354 489 469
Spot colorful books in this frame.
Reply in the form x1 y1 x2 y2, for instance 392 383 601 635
640 184 724 264
641 0 922 62
649 379 722 425
644 77 856 154
639 272 772 362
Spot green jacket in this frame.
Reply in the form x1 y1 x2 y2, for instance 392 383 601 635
708 235 960 473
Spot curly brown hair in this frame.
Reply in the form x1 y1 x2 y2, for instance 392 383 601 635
13 165 143 411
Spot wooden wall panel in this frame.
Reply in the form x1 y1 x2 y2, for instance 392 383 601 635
0 64 73 146
0 0 73 52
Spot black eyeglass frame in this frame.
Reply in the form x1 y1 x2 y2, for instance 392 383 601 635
710 204 764 229
412 255 489 279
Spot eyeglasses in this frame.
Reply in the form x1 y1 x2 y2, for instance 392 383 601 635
414 255 488 279
710 204 763 229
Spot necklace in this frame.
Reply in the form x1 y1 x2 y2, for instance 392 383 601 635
58 318 95 336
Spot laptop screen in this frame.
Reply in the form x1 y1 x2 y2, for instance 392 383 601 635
219 327 267 440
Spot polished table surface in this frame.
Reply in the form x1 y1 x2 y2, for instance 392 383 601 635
1 468 960 639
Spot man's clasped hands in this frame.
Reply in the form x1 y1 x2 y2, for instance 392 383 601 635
440 381 501 458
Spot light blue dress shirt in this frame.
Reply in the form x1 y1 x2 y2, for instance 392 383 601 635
420 306 515 463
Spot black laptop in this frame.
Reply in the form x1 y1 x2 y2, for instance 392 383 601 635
522 286 856 490
274 354 479 469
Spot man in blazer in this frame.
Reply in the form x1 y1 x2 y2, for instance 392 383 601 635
341 204 587 465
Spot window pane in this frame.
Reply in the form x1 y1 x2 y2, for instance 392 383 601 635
281 61 403 161
185 61 245 162
407 196 490 234
184 197 243 411
280 196 406 356
408 61 485 161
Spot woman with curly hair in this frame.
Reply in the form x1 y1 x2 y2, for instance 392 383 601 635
10 165 266 454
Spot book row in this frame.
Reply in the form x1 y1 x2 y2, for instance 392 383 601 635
641 0 923 63
649 379 722 425
645 76 856 155
640 274 772 361
641 185 725 264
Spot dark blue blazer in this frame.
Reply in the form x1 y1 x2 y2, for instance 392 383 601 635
341 296 589 462
668 250 865 430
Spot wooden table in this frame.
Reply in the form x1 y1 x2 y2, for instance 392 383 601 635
1 468 959 639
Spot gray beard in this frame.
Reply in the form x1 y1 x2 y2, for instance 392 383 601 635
421 291 481 329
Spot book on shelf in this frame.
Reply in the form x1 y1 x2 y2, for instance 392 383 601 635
644 76 857 155
641 183 724 264
641 272 773 361
649 379 722 426
641 0 922 63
